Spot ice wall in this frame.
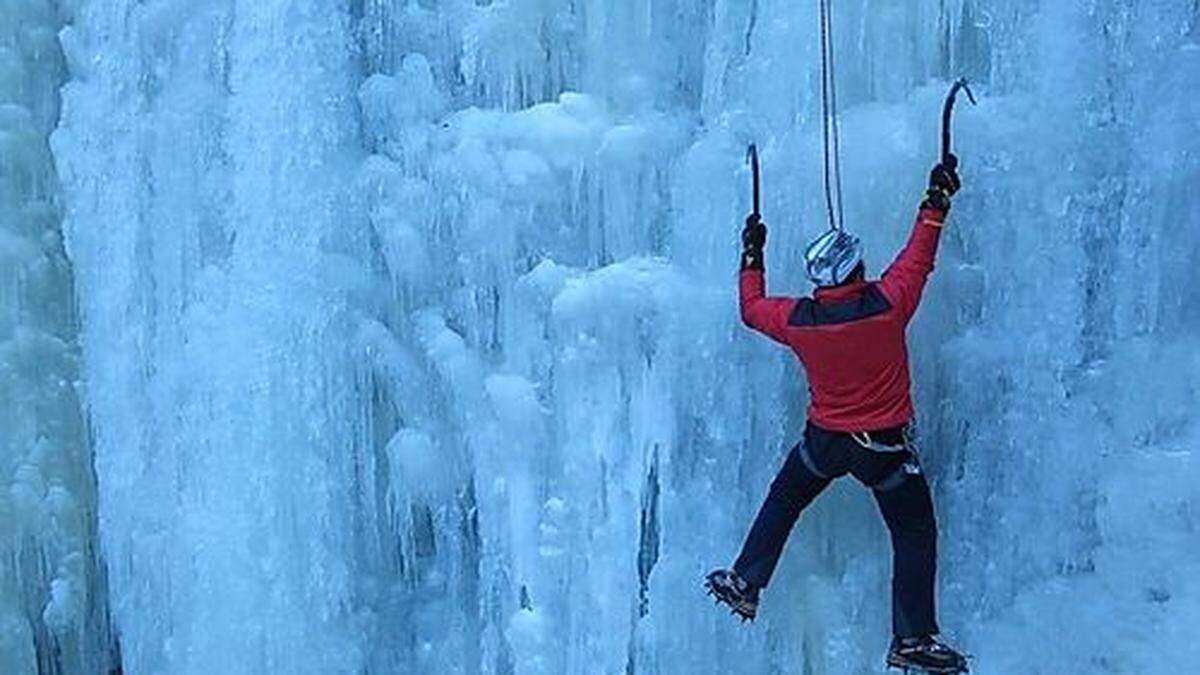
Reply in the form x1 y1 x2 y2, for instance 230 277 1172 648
52 1 380 673
3 0 1197 673
0 2 114 673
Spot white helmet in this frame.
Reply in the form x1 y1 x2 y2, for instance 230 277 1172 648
805 228 863 287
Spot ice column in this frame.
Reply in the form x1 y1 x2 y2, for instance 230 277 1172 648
53 1 378 672
0 2 113 673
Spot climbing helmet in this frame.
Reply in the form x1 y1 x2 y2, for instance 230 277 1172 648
804 228 863 287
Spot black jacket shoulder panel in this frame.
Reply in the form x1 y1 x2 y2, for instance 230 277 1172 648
787 284 893 327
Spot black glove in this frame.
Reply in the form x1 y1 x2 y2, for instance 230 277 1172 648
921 154 961 213
741 214 766 270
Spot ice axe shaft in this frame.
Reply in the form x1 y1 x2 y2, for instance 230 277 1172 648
941 78 977 168
746 143 761 218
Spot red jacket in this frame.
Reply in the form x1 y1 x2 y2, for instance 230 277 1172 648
739 208 945 432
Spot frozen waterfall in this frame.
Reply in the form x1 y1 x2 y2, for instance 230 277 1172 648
1 1 1198 673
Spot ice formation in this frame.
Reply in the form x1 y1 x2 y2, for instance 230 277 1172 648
1 1 1198 673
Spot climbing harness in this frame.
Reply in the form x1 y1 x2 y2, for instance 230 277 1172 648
852 424 921 453
817 0 845 232
850 431 908 454
941 77 977 168
852 429 923 493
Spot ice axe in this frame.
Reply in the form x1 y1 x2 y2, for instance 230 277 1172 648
941 78 977 170
746 143 761 220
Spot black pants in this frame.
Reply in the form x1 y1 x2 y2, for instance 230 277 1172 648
733 422 939 638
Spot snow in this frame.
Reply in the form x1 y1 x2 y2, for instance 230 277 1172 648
2 0 1199 673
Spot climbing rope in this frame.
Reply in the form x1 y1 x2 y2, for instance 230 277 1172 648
818 0 845 232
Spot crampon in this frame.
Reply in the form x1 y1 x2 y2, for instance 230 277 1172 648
886 635 970 674
703 569 759 623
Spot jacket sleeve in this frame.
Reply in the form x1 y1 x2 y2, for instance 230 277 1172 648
877 207 945 321
739 269 797 344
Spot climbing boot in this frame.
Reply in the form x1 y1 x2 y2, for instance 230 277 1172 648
886 634 969 673
703 569 759 622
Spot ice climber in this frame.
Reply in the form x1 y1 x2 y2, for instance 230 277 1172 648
706 158 970 673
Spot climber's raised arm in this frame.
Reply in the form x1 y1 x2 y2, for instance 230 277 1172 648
878 158 961 320
738 215 797 344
